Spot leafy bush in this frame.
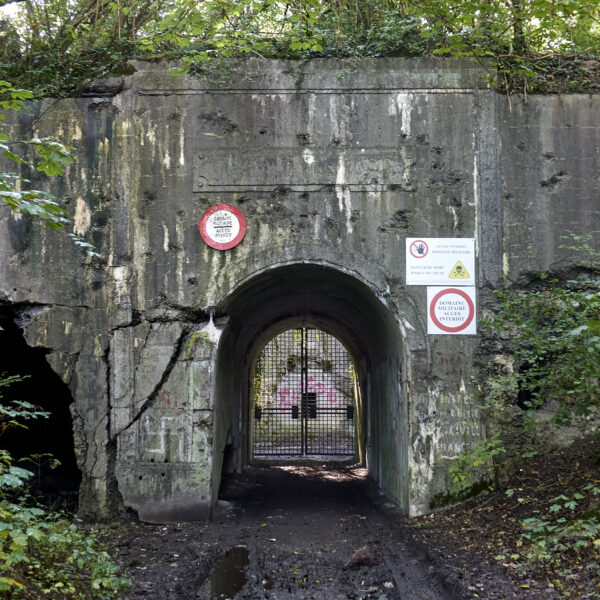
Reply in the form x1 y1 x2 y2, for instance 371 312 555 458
1 0 600 96
443 234 600 505
484 234 600 428
0 374 129 599
447 432 506 496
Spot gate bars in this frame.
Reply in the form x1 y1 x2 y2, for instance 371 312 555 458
252 328 357 458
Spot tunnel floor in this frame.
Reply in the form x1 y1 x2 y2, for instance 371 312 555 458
108 465 458 599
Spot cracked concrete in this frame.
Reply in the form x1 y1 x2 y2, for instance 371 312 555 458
1 58 599 521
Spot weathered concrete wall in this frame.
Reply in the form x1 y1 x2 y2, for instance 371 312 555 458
0 58 598 521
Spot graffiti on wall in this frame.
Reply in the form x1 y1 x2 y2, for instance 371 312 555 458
276 375 344 408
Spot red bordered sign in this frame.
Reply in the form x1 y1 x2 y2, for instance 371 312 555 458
427 287 476 335
409 239 429 259
199 203 246 250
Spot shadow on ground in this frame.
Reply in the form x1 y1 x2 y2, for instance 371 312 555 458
104 464 519 599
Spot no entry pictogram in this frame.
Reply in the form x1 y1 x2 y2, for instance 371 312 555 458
199 203 246 250
406 237 475 285
409 239 429 259
427 287 476 335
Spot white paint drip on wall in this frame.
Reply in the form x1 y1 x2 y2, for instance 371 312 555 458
399 146 412 188
302 148 315 165
329 96 340 142
162 147 171 169
388 93 413 138
112 266 130 299
399 316 416 333
179 120 185 166
472 132 480 259
175 215 185 303
202 312 222 344
335 153 353 234
74 197 91 236
163 224 169 253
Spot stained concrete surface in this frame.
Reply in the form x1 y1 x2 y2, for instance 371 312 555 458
1 58 599 522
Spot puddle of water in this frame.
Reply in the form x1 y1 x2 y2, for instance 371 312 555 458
210 546 250 599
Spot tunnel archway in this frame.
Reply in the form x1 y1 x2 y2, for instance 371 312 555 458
212 263 409 512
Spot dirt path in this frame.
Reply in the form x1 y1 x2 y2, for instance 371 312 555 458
106 466 480 599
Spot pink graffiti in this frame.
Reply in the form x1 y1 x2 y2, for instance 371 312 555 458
161 389 178 407
276 384 343 408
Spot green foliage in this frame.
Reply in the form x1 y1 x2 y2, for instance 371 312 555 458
512 484 600 590
0 373 129 599
1 0 599 95
0 80 99 256
444 234 600 507
483 234 600 428
447 432 506 496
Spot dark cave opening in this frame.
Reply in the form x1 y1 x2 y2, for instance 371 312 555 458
0 310 81 504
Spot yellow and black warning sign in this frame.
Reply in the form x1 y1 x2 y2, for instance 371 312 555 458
449 260 470 279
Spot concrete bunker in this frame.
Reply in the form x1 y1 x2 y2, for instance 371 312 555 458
212 263 409 511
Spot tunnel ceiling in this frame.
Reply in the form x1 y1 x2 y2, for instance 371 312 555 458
218 264 401 365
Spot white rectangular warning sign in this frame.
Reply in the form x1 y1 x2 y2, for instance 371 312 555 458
427 287 477 335
406 238 475 285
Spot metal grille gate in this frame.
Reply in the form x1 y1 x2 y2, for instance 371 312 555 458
252 328 356 458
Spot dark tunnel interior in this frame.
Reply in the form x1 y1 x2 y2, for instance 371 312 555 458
0 310 81 503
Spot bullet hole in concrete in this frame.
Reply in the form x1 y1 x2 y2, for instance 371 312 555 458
197 112 238 135
164 458 169 463
139 476 143 480
0 313 81 502
259 128 267 134
540 171 568 189
150 458 155 463
188 277 198 286
161 473 165 477
296 132 311 146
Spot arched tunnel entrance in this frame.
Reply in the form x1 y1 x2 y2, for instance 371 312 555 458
212 264 408 511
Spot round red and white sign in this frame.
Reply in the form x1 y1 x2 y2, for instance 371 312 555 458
199 203 246 250
409 239 429 259
428 287 476 334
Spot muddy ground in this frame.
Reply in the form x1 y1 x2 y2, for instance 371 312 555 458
104 464 531 600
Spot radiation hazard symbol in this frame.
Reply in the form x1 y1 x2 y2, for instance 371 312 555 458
449 261 470 279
